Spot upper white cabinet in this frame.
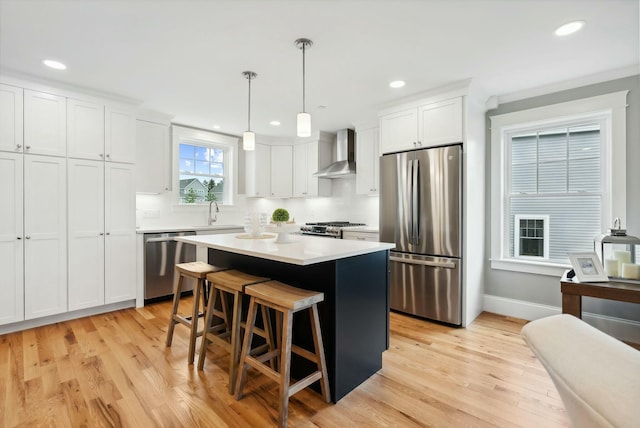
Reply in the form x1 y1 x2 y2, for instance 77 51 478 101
104 163 136 303
67 98 105 160
0 152 24 325
23 154 67 320
105 106 136 163
379 109 418 154
269 145 293 198
355 127 380 196
24 90 67 157
293 141 331 198
136 119 170 193
418 97 463 147
0 84 23 153
380 97 463 154
245 142 271 197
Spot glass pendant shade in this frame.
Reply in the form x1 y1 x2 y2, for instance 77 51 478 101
297 112 311 137
243 131 255 151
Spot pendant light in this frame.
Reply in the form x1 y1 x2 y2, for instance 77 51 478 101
242 71 257 151
295 38 313 138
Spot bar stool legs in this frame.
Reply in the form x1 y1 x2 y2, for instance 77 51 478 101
197 270 271 394
165 262 223 364
234 280 330 428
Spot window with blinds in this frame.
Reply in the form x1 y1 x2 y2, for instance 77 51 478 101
507 123 602 263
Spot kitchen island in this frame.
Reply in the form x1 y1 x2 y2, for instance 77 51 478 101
175 233 394 402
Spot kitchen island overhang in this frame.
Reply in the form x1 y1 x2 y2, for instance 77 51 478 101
175 233 394 402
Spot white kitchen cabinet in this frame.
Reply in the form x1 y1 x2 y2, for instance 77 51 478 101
418 97 463 147
68 161 136 309
355 127 380 195
379 108 418 154
293 141 331 198
379 97 463 154
67 98 105 160
245 142 271 197
24 154 67 320
342 230 379 242
68 159 105 311
105 106 136 163
104 163 136 303
24 90 67 157
136 119 170 193
270 145 293 198
0 152 24 325
0 84 23 153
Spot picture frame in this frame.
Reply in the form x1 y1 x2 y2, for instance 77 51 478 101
568 252 609 282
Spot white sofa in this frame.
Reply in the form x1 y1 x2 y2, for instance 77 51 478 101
521 314 640 428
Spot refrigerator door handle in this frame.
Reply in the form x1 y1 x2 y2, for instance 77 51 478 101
390 255 457 269
412 159 420 245
407 158 414 244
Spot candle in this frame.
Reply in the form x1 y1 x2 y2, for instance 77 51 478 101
604 258 619 277
621 263 640 280
614 250 632 275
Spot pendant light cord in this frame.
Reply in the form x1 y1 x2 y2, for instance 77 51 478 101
247 75 252 131
302 42 306 113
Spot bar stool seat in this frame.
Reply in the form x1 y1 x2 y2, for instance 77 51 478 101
235 280 330 428
198 269 271 394
165 261 225 364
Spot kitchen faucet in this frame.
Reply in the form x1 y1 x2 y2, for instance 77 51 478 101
208 200 219 225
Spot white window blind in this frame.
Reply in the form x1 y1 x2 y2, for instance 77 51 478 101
508 124 602 263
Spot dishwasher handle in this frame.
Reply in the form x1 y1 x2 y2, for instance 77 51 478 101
145 236 179 243
390 255 456 269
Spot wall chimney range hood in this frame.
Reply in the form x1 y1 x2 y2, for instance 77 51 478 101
313 128 356 178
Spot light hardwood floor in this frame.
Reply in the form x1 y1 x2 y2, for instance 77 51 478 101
0 298 571 427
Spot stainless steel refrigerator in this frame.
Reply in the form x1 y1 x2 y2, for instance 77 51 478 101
379 144 462 325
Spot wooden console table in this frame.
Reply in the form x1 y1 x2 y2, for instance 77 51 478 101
560 275 640 318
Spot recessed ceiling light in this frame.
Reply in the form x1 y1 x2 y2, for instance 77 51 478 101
554 21 585 36
212 125 220 130
270 121 281 126
43 59 67 70
389 80 406 89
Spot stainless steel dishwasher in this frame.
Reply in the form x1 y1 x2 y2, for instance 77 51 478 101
144 231 197 300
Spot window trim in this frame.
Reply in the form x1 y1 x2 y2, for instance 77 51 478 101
171 125 239 207
490 91 628 276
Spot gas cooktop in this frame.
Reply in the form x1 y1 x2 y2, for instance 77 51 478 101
300 222 366 238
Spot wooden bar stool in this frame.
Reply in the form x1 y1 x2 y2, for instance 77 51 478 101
165 261 225 364
198 269 272 394
235 280 330 428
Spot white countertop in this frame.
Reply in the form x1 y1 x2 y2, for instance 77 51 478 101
136 224 243 234
174 233 394 266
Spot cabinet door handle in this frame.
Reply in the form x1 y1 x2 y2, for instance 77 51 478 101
25 145 31 150
25 236 31 239
106 154 110 158
16 144 22 149
17 236 22 240
99 232 104 236
99 153 104 157
106 232 111 236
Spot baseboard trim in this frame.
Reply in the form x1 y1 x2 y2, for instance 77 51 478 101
483 294 640 344
0 300 136 335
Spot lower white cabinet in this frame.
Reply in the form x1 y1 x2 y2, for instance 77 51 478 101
104 163 136 303
0 152 24 324
342 230 379 242
68 160 136 310
68 159 105 310
24 155 67 320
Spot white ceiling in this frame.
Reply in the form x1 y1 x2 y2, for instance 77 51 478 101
1 0 638 138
